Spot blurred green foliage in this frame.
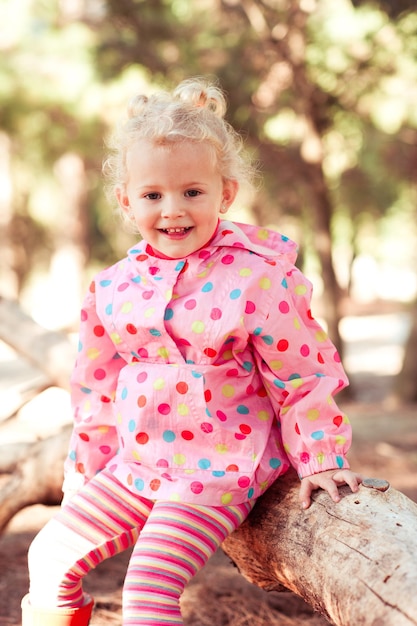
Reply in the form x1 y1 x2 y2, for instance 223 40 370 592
1 0 416 303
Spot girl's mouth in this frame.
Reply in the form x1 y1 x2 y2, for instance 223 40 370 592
159 227 192 235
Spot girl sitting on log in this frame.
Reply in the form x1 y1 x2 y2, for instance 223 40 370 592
22 77 362 626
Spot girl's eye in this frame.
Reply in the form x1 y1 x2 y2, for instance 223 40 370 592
145 192 161 200
185 189 201 198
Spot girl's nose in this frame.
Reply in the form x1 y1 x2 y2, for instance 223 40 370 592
160 197 185 218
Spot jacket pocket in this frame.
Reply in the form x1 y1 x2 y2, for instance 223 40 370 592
114 361 255 474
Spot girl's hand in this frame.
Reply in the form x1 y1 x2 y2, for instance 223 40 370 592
299 469 363 510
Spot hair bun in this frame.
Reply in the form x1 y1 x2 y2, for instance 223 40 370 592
173 78 227 118
127 94 149 119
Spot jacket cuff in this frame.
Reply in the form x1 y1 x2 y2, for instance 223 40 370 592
296 454 350 479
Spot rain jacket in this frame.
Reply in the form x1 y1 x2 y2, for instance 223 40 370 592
63 220 351 506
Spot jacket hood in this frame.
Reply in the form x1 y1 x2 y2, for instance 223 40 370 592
211 220 298 265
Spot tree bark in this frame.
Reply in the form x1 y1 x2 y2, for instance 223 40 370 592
223 469 417 626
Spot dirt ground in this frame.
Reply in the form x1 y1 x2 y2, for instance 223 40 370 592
1 308 417 626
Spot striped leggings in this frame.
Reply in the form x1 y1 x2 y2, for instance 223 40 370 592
28 469 252 625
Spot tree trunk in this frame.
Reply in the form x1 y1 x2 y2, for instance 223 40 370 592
223 469 417 626
239 0 345 361
394 298 417 403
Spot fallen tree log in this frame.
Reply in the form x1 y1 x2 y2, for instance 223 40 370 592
222 468 417 626
0 296 75 390
2 430 417 626
0 425 70 532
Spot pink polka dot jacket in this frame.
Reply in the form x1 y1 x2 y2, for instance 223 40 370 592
64 220 351 506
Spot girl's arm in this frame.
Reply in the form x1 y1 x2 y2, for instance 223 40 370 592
251 261 356 493
63 282 124 498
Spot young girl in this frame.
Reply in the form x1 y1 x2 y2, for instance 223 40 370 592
22 77 362 626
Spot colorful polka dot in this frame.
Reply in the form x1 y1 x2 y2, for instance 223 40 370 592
245 301 256 314
259 277 271 290
295 284 307 295
163 430 176 443
311 430 324 440
277 339 289 352
269 457 282 469
333 415 343 427
93 368 106 380
164 308 174 321
192 321 205 333
307 409 319 421
177 403 189 416
87 348 100 360
137 395 146 408
221 384 235 398
134 478 144 491
176 381 188 394
136 432 149 445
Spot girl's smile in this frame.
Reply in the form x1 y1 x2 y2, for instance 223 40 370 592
159 226 192 236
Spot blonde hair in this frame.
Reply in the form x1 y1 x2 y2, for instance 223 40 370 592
104 77 256 216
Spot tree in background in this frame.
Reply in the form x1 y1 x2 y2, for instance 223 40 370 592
1 0 416 397
89 0 417 372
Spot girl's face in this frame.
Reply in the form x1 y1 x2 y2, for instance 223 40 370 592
116 139 238 259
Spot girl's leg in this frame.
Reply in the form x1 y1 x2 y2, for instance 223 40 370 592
123 500 253 625
28 469 154 609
